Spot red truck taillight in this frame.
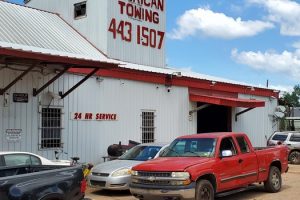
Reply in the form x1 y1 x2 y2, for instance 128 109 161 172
80 179 87 193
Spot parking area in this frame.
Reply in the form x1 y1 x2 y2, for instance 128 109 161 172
85 164 300 200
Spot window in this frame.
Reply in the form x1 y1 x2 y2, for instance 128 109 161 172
272 133 288 141
141 111 155 143
161 138 216 157
220 137 237 156
30 155 42 165
40 108 63 149
236 136 250 153
3 154 41 166
290 133 300 142
74 1 87 19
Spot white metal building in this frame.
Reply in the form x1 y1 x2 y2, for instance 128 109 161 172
0 1 280 164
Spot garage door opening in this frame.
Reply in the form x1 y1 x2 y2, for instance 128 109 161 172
197 103 232 133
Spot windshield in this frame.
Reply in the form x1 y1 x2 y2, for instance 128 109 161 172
119 145 161 161
272 133 288 141
161 138 216 157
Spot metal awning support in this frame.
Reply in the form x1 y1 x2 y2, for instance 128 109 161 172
235 108 255 121
189 104 211 115
33 67 70 97
0 64 37 95
59 67 99 99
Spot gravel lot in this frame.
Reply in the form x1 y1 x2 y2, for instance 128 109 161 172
86 164 300 200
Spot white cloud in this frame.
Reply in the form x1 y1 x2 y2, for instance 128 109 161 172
231 48 300 79
292 41 300 49
169 8 273 40
248 0 300 36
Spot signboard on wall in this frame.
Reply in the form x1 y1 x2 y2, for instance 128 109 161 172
13 93 28 103
71 112 118 121
107 0 166 67
6 129 22 142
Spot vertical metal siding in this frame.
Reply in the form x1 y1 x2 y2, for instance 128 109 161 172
27 0 109 56
232 94 278 147
0 69 197 164
28 0 166 67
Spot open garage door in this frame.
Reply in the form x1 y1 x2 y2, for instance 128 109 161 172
197 103 231 133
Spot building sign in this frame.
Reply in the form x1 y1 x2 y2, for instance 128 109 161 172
107 0 166 67
109 0 165 49
71 112 118 121
6 129 22 142
13 93 28 103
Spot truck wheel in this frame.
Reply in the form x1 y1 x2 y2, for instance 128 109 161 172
289 151 300 164
264 166 282 193
195 180 214 200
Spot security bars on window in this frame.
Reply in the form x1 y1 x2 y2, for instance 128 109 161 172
141 111 155 143
40 108 63 149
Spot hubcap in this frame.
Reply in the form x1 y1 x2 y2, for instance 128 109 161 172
200 186 211 200
291 153 299 162
272 172 280 189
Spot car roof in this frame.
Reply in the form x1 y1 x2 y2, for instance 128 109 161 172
136 142 168 147
0 151 39 155
274 131 300 134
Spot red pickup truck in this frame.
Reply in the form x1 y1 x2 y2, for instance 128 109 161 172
130 132 289 200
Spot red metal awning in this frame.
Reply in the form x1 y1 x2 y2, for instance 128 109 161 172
189 94 265 108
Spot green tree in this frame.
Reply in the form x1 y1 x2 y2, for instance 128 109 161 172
279 85 300 131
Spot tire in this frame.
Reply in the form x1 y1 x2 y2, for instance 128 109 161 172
264 166 282 193
289 151 300 164
195 180 214 200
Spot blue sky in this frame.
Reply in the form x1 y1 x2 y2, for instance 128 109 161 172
9 0 300 92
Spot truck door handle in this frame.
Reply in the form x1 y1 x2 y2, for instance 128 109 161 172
238 159 243 164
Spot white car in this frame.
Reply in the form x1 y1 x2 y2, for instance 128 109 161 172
0 152 70 167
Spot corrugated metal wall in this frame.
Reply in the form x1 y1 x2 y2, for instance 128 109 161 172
0 69 197 164
27 0 108 55
28 0 166 67
232 94 278 147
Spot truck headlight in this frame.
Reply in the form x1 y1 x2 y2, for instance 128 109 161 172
171 172 190 179
111 168 131 177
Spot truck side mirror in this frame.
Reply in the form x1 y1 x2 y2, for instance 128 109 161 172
221 150 233 158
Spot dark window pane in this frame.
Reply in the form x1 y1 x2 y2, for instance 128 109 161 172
272 134 288 141
236 136 250 153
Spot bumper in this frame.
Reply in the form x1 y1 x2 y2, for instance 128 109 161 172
89 174 131 190
129 183 196 200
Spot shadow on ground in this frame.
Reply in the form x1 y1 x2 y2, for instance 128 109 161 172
218 184 291 200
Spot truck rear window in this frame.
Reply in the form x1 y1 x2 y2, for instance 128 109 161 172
272 134 288 141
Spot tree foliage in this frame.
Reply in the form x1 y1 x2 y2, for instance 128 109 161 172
279 85 300 107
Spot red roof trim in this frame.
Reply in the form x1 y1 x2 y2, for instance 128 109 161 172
189 94 265 108
69 68 279 98
0 48 116 68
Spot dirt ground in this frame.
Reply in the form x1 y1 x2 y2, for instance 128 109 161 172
85 164 300 200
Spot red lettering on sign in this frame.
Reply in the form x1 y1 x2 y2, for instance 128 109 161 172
74 112 82 120
85 113 93 120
